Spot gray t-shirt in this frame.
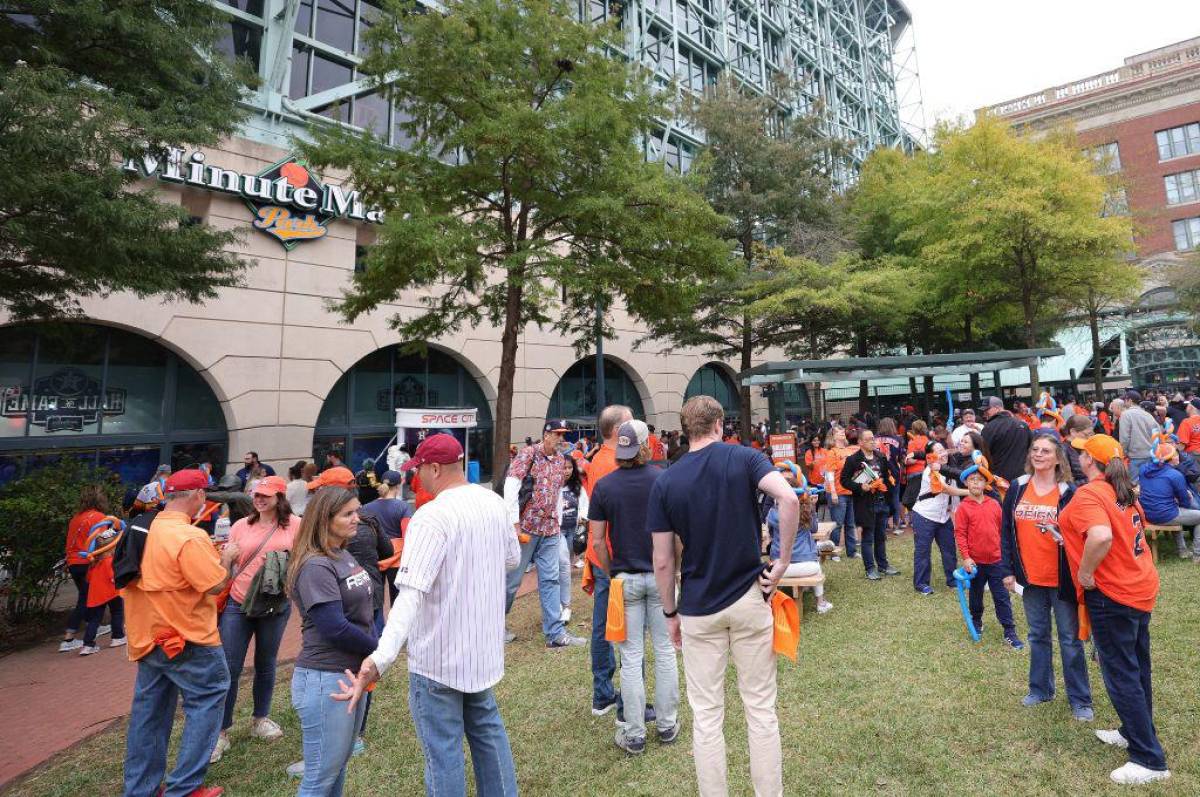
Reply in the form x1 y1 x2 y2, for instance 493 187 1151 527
293 550 375 673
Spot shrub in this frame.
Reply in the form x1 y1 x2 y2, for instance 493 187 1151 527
0 458 124 621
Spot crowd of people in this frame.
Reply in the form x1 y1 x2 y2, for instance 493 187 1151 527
57 384 1187 794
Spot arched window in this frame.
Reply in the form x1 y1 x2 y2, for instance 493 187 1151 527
315 346 494 480
546 356 646 426
0 323 227 487
685 363 739 413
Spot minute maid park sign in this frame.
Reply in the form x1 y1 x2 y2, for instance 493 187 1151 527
124 148 384 250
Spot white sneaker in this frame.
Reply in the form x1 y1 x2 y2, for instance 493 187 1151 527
58 639 83 652
574 560 584 569
561 606 571 623
79 645 101 656
831 555 841 562
286 760 305 778
109 637 127 648
1109 762 1170 785
96 624 112 638
816 600 834 614
1096 729 1129 749
210 733 231 763
251 717 284 740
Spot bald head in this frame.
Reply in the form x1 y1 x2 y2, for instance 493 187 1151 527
599 404 633 442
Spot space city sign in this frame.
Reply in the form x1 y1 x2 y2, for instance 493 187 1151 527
124 148 384 250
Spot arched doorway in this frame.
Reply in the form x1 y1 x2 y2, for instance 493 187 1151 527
0 323 228 486
314 345 495 480
546 356 647 437
684 363 739 414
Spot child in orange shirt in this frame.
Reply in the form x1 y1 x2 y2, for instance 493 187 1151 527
80 524 126 655
954 472 1023 649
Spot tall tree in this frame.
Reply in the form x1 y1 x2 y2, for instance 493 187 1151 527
646 76 839 439
302 0 727 480
1060 257 1142 399
0 2 252 319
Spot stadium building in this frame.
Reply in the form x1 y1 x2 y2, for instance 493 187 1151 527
0 0 922 485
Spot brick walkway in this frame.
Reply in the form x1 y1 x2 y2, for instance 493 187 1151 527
0 570 541 789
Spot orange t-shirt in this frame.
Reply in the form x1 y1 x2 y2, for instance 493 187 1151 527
121 510 227 661
824 447 854 496
583 445 620 567
805 448 826 485
66 510 106 567
905 435 928 476
1058 478 1159 612
1011 482 1061 587
1177 415 1200 454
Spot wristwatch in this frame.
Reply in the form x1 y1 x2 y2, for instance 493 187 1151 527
662 607 678 618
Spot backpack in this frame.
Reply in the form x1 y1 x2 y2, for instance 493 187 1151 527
112 509 159 589
494 458 536 515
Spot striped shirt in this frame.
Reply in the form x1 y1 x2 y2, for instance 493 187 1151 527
390 482 520 693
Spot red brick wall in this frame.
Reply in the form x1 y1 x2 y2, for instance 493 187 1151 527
1076 100 1200 257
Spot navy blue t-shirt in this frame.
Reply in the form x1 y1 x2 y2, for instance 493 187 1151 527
357 497 413 540
646 443 774 616
588 465 662 574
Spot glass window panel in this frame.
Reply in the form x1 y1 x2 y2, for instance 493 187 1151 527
1182 173 1197 203
315 0 355 51
1191 217 1200 245
319 102 350 123
392 351 427 409
391 101 416 150
214 20 262 73
1177 221 1191 250
313 435 346 470
350 348 392 426
28 325 106 438
296 0 313 35
1157 131 1172 161
170 442 227 479
223 0 264 15
1166 175 1180 204
102 330 167 435
1188 123 1200 154
317 372 349 428
0 327 34 438
98 445 163 488
174 363 226 432
290 45 310 99
352 91 389 138
1170 127 1186 156
311 53 352 94
356 0 383 56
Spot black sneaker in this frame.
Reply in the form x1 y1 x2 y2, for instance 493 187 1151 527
658 721 682 744
592 697 617 717
1004 632 1025 651
615 704 655 724
614 730 645 755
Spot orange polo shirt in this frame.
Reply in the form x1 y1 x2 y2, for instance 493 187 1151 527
582 445 619 568
121 510 227 661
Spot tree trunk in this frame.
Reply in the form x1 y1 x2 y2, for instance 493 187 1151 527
1089 297 1104 401
906 342 918 402
857 335 870 415
491 279 524 484
740 312 753 442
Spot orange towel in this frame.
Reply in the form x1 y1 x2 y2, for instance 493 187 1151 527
153 629 187 659
771 591 800 661
1077 603 1091 641
605 577 626 642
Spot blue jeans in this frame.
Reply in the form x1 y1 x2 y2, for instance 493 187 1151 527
504 534 566 643
590 566 619 710
911 513 957 591
292 667 368 797
1128 457 1150 485
614 572 679 743
84 596 125 646
1084 589 1167 771
122 644 230 797
828 498 856 557
886 486 902 527
1022 585 1091 708
218 599 291 730
408 672 518 797
967 563 1015 633
559 534 572 609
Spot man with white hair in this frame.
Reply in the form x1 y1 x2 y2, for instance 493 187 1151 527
950 409 983 447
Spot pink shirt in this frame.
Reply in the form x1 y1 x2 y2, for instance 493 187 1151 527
228 514 299 603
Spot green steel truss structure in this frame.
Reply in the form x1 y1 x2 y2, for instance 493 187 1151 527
212 0 924 181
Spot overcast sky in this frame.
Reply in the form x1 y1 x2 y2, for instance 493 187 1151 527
903 0 1200 126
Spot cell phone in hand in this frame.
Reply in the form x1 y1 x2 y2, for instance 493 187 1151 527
761 565 773 601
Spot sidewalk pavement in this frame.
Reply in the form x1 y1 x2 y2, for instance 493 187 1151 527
0 569 541 790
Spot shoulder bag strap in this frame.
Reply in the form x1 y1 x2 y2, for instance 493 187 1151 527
233 523 277 578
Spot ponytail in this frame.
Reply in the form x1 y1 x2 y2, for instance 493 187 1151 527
1104 458 1136 507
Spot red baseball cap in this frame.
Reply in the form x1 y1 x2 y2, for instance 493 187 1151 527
164 469 208 492
308 466 356 491
401 434 464 471
253 475 288 496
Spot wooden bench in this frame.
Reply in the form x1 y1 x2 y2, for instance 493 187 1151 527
1143 523 1182 563
778 570 826 621
818 546 841 564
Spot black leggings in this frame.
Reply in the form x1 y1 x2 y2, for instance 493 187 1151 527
66 564 89 633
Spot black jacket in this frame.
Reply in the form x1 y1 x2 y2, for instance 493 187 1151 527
1000 475 1076 601
345 514 394 612
840 449 894 506
981 411 1033 482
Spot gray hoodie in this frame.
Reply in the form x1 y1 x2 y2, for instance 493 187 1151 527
1118 405 1159 459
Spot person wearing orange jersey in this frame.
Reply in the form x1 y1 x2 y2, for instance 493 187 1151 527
1059 435 1168 786
1175 397 1200 455
1000 435 1092 720
60 486 110 652
823 427 856 559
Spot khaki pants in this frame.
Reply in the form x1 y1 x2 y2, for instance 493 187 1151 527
680 583 782 797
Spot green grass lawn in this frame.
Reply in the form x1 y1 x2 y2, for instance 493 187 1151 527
10 534 1199 796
